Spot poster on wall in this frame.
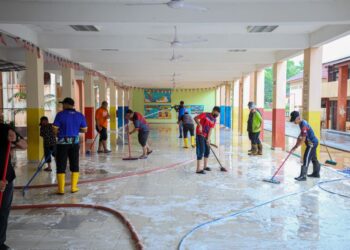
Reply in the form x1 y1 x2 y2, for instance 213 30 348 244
144 105 172 119
184 105 205 115
144 89 171 103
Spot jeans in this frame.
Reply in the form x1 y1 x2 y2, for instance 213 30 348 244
179 122 183 137
251 132 261 144
196 135 210 160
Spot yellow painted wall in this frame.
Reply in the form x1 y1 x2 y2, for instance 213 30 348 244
132 89 217 123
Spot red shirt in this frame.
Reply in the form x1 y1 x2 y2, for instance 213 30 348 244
195 112 216 138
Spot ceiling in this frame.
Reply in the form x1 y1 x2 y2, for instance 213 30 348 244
1 0 350 88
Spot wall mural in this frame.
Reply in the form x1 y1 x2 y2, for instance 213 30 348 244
144 105 172 119
184 105 205 115
144 89 171 103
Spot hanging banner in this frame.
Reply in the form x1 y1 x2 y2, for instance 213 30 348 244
144 89 171 103
144 105 172 119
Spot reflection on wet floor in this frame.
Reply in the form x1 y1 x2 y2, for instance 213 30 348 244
7 124 350 250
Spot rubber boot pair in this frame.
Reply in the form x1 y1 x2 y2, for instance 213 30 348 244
57 172 80 194
295 165 308 181
248 143 253 153
248 144 258 156
191 136 196 148
257 143 263 155
183 138 189 148
308 160 321 178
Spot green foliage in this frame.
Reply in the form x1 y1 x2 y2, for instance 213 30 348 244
264 60 304 109
7 92 57 114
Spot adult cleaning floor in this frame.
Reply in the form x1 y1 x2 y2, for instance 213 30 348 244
7 124 350 250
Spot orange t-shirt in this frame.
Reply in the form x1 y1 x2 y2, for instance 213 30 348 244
95 107 109 128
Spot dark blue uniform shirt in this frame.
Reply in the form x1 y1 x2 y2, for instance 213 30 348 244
299 120 318 146
53 109 87 143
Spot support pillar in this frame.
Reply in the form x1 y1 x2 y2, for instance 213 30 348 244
272 61 287 150
239 76 250 136
249 72 256 102
109 82 117 132
117 87 124 128
128 88 133 110
225 83 232 128
325 98 330 129
84 73 95 141
62 67 74 99
255 70 265 140
99 77 107 106
337 64 348 131
26 49 44 161
303 47 323 157
233 79 240 132
220 85 226 126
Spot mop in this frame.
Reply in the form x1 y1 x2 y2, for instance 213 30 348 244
22 154 50 196
0 142 11 207
123 125 139 161
209 144 227 172
321 133 337 166
85 133 99 155
263 150 294 184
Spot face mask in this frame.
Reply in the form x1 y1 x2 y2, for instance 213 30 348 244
212 113 219 118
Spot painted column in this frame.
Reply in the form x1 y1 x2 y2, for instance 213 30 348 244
225 83 232 128
84 73 95 141
249 72 256 102
272 61 287 150
239 75 250 136
62 67 74 99
303 47 323 157
109 82 117 132
117 87 124 128
216 86 220 106
325 98 330 129
99 77 107 105
233 79 240 132
255 70 265 140
26 49 44 161
337 65 348 131
220 85 226 126
128 88 133 110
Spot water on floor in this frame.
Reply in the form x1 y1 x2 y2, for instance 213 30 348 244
6 124 350 250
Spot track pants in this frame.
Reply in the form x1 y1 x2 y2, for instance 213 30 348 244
303 143 319 171
183 124 194 138
0 182 13 246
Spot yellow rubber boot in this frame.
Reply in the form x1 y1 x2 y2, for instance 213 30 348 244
183 138 189 148
191 136 196 148
71 172 80 193
57 173 65 195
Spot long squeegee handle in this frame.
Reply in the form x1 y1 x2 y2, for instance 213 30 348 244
271 150 294 180
0 142 11 207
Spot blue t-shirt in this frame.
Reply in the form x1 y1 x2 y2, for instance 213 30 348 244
178 106 185 120
299 120 318 145
53 109 87 141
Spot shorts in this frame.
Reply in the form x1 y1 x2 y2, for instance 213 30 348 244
56 143 80 174
196 135 210 160
138 131 149 147
96 126 108 141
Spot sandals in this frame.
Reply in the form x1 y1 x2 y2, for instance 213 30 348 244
139 155 148 159
44 167 52 172
147 150 153 155
196 170 206 174
204 167 211 171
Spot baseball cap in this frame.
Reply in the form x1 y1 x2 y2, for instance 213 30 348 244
59 97 75 106
248 101 254 109
290 111 300 122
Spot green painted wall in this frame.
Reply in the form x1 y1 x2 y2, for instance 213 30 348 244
132 89 217 123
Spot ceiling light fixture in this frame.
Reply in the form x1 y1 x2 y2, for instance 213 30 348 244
247 25 278 33
70 25 99 32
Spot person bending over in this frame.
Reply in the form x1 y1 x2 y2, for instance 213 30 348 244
181 109 196 148
290 111 321 181
125 109 152 159
39 116 57 171
194 106 221 174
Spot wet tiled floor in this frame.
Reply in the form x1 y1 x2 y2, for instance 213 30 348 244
6 124 350 250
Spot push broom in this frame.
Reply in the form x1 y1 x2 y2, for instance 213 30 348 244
123 125 139 161
86 133 99 155
0 142 11 207
321 134 337 166
263 150 294 184
209 144 227 172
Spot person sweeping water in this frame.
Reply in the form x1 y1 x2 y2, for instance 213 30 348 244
290 111 321 181
194 106 224 174
125 109 152 159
